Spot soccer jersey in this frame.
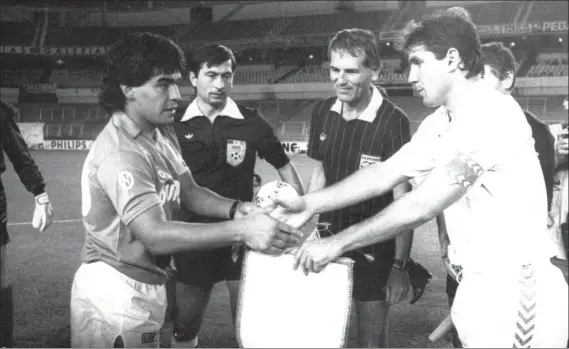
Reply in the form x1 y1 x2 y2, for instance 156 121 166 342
80 112 189 285
388 86 548 271
307 85 411 237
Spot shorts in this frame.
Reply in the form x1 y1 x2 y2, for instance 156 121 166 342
451 261 568 347
320 224 395 302
70 261 167 348
173 245 243 286
350 246 395 302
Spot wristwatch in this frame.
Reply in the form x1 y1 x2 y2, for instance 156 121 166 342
392 258 410 271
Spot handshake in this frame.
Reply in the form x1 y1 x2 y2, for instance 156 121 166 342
231 181 314 258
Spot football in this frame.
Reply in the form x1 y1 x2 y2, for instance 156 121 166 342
254 180 319 246
253 180 299 210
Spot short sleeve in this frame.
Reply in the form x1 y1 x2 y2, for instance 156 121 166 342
255 112 290 169
307 100 328 161
384 111 443 180
97 151 161 225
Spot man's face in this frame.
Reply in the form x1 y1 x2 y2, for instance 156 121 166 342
480 65 513 95
329 49 378 105
190 59 234 107
407 45 451 108
128 71 182 127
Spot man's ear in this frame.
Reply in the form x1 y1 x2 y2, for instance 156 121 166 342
189 71 198 88
446 48 464 72
120 85 135 101
501 71 515 91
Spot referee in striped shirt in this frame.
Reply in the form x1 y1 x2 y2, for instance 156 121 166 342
305 28 414 348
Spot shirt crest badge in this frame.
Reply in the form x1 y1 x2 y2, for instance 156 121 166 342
227 139 247 167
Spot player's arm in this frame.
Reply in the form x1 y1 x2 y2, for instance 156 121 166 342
1 101 46 196
97 153 301 256
277 162 304 195
330 153 483 256
306 160 326 193
255 111 304 194
1 101 53 231
387 112 414 262
178 170 243 219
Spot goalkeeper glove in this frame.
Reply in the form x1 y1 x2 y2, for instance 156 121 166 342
32 192 54 232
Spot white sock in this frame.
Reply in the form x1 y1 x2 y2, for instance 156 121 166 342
170 335 198 348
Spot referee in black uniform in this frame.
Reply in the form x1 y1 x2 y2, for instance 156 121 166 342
305 29 414 348
1 100 54 347
167 44 304 348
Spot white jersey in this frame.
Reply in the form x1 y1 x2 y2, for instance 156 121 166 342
388 87 548 272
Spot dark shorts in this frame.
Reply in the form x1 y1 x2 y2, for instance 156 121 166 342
321 225 395 302
350 246 395 302
173 245 243 286
0 192 8 247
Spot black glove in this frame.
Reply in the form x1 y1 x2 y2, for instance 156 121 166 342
407 259 433 305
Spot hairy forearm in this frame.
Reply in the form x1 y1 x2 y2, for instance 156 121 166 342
278 162 305 195
134 219 243 255
183 186 234 219
305 162 404 215
334 194 433 255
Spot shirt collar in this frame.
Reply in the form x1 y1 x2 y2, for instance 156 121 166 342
181 97 244 122
112 111 143 139
330 85 384 123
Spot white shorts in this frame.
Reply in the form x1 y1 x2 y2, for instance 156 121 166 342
452 261 568 348
70 261 167 348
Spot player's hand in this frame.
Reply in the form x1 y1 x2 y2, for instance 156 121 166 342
270 202 315 230
234 201 271 219
385 268 411 304
240 214 302 255
293 237 342 275
32 192 54 232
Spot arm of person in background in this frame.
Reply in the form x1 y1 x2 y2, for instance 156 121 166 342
96 151 302 257
277 162 304 195
0 101 54 232
306 161 326 193
256 111 305 195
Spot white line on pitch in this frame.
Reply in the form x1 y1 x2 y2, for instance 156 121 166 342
7 218 82 227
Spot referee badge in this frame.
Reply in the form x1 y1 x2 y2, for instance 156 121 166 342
320 133 327 141
227 139 247 167
359 154 381 169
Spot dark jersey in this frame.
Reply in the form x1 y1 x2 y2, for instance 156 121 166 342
307 87 411 246
524 110 555 211
173 98 289 223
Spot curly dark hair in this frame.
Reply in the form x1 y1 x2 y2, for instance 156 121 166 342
99 32 187 114
481 41 517 90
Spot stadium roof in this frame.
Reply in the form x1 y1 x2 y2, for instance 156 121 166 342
1 1 260 11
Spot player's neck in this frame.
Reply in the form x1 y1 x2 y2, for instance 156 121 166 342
341 87 373 121
196 98 226 123
123 106 156 133
443 78 479 122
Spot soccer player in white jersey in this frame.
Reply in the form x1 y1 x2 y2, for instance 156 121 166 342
70 32 302 348
273 9 568 347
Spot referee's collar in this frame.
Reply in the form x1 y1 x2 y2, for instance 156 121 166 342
330 85 384 123
181 97 244 122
